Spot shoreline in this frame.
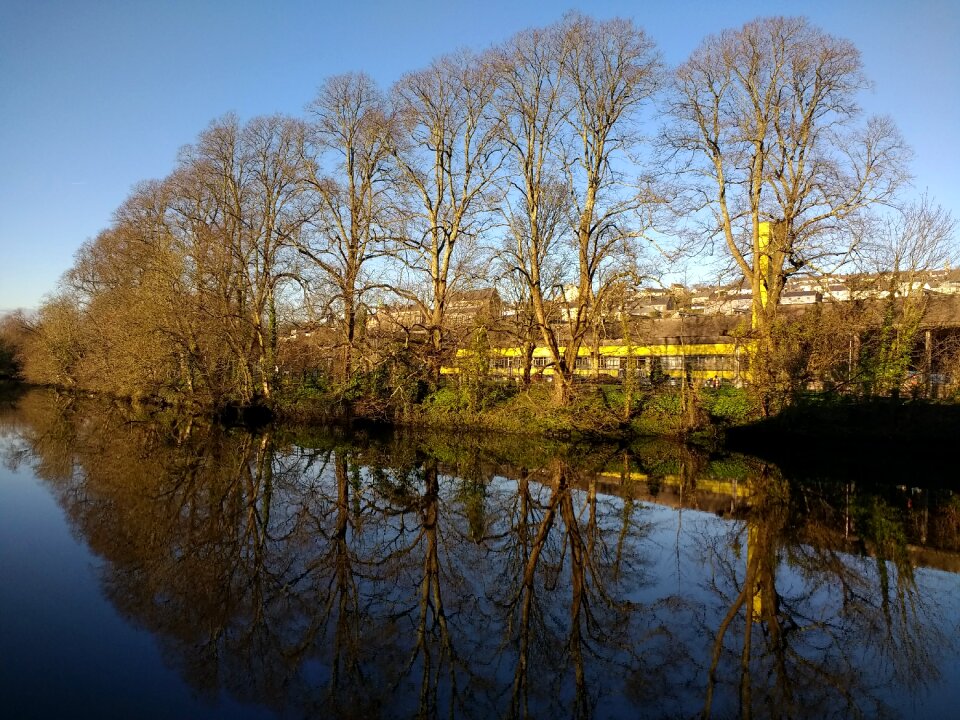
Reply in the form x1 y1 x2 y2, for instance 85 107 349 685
8 381 960 452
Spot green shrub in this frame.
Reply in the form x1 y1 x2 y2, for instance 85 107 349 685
423 385 464 412
702 386 757 425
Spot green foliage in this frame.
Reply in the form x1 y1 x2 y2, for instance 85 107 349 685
287 372 332 400
858 299 926 397
343 363 390 402
648 390 681 415
422 385 463 412
598 383 655 419
412 382 627 438
458 327 491 413
629 386 706 436
701 386 757 425
705 456 754 480
854 495 913 592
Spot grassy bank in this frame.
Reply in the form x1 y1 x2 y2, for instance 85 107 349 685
271 379 759 441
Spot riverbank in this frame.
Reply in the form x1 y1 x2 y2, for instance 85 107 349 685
272 380 757 442
727 395 960 469
10 378 960 453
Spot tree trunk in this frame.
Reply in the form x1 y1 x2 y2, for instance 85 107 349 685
521 340 533 388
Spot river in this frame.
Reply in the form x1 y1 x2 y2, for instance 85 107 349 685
1 389 958 719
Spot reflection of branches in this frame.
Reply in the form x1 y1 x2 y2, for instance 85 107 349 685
403 461 461 719
283 449 369 713
10 391 957 719
508 469 562 719
500 461 651 720
560 474 594 719
698 466 948 720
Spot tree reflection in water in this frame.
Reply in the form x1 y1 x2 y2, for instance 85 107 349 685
697 465 947 720
2 390 958 719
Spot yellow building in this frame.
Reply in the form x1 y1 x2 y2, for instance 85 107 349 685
446 314 750 385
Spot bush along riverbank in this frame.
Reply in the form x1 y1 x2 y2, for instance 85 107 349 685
271 376 761 442
274 374 960 450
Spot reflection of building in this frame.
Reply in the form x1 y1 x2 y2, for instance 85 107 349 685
443 450 960 575
585 468 960 574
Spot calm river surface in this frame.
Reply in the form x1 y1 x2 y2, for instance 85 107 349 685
1 390 959 719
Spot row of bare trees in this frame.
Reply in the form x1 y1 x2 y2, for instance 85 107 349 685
7 14 951 409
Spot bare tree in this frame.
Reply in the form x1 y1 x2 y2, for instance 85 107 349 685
495 14 662 404
239 115 315 398
559 13 663 386
172 114 312 402
391 51 504 384
300 73 397 383
856 196 957 395
663 16 909 408
494 260 541 386
494 21 574 403
859 195 957 285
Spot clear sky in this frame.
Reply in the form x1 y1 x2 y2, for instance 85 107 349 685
1 0 957 312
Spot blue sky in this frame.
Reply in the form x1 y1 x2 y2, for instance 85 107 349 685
1 0 958 312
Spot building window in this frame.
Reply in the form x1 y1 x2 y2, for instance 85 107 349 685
661 355 683 370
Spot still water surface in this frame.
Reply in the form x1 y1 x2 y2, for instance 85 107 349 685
1 390 959 719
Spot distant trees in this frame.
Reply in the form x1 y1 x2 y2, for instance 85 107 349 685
20 114 314 406
0 312 26 380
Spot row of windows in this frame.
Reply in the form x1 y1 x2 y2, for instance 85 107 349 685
489 354 737 371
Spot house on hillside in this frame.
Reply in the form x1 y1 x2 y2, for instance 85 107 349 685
368 302 425 333
370 288 502 335
703 290 752 315
779 290 822 306
446 288 502 326
933 269 960 295
823 283 851 302
620 291 676 318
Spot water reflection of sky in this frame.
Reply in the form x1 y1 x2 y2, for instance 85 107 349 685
0 456 271 719
2 392 960 719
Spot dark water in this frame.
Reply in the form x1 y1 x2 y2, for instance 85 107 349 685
1 390 959 719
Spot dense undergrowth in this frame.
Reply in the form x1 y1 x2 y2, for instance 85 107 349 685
271 374 760 441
